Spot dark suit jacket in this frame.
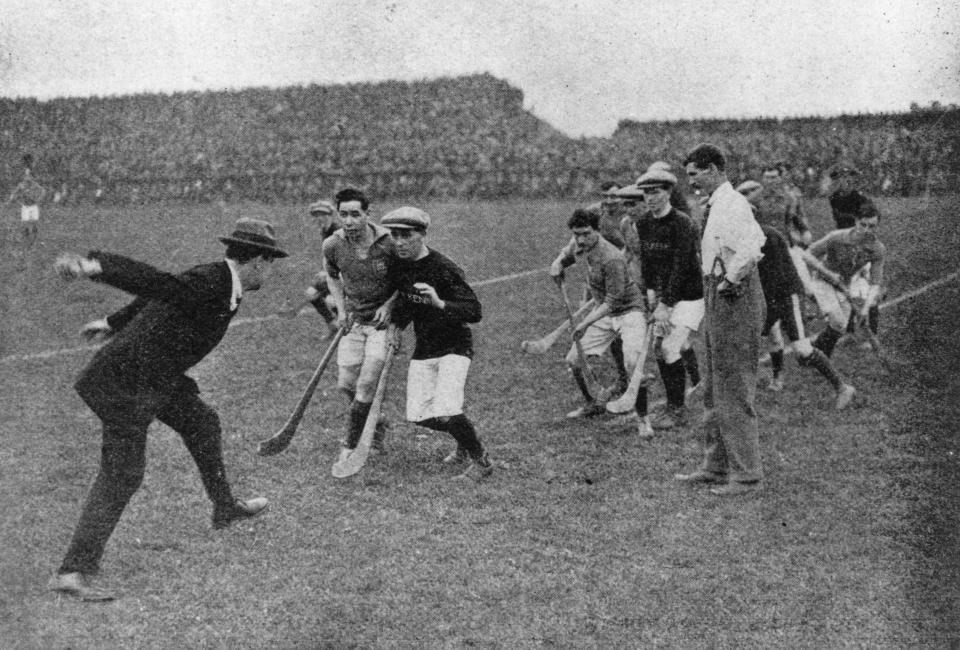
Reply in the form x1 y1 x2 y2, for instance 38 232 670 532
75 252 238 417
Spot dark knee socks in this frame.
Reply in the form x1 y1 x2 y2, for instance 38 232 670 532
572 367 593 402
813 327 843 357
345 401 372 449
417 415 485 460
657 359 687 409
800 348 844 390
610 337 628 385
770 349 785 376
680 348 700 386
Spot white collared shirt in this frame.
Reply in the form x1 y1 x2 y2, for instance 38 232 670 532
701 181 765 281
225 258 243 311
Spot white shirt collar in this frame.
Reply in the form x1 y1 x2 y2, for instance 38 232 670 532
225 258 243 311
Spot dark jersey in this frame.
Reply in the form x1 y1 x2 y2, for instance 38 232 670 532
633 208 703 306
829 190 873 229
393 248 482 360
758 225 805 303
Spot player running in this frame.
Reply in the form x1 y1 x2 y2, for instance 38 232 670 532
323 188 397 459
383 206 493 481
5 163 47 246
279 200 339 337
802 205 886 359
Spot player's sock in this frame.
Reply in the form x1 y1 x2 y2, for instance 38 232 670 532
344 401 372 449
812 327 843 357
800 349 844 390
445 414 486 462
311 296 334 322
610 337 628 389
661 360 687 408
770 349 785 376
846 311 857 334
868 305 880 335
680 348 700 386
634 383 648 417
571 367 594 402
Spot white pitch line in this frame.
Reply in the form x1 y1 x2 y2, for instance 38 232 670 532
1 266 954 365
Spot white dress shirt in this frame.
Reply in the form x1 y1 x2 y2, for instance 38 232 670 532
225 258 243 311
700 181 765 282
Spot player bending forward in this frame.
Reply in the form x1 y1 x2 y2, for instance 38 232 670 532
550 208 652 436
802 206 886 359
383 207 494 482
757 224 857 409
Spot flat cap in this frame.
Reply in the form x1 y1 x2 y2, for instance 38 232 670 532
615 184 646 199
735 180 763 195
309 200 335 215
647 161 672 173
828 162 860 179
636 168 678 188
381 206 431 230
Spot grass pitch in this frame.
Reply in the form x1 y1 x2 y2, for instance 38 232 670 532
1 196 958 648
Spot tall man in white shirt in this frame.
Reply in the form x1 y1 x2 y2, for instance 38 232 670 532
676 144 767 496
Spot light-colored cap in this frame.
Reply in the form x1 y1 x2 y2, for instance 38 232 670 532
647 161 672 172
735 180 763 195
616 184 645 199
636 168 678 189
381 206 431 230
309 200 335 215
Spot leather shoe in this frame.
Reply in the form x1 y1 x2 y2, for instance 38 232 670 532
213 497 269 530
709 481 762 496
48 572 115 602
673 469 727 484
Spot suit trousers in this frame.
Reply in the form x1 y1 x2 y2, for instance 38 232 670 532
700 270 766 483
59 378 234 575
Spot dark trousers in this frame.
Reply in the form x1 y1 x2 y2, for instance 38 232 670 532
700 270 766 483
59 380 234 575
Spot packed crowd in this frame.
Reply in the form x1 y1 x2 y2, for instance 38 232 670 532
2 75 957 204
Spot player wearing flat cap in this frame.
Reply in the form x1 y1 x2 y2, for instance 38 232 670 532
279 200 339 337
629 168 703 430
383 207 493 481
323 188 398 458
48 218 287 601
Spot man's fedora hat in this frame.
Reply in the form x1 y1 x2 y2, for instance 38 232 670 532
219 218 289 258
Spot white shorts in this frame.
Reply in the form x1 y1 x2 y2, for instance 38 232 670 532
337 324 388 395
651 299 701 363
406 354 471 421
21 205 39 222
809 277 852 330
566 310 648 373
669 298 704 332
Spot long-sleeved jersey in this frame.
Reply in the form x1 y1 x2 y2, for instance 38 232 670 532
393 248 482 359
633 208 703 306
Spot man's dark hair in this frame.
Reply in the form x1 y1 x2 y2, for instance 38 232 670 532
599 180 621 192
858 200 881 223
334 187 369 211
567 208 599 230
683 144 726 172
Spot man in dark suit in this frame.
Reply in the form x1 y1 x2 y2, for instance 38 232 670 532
49 218 288 601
